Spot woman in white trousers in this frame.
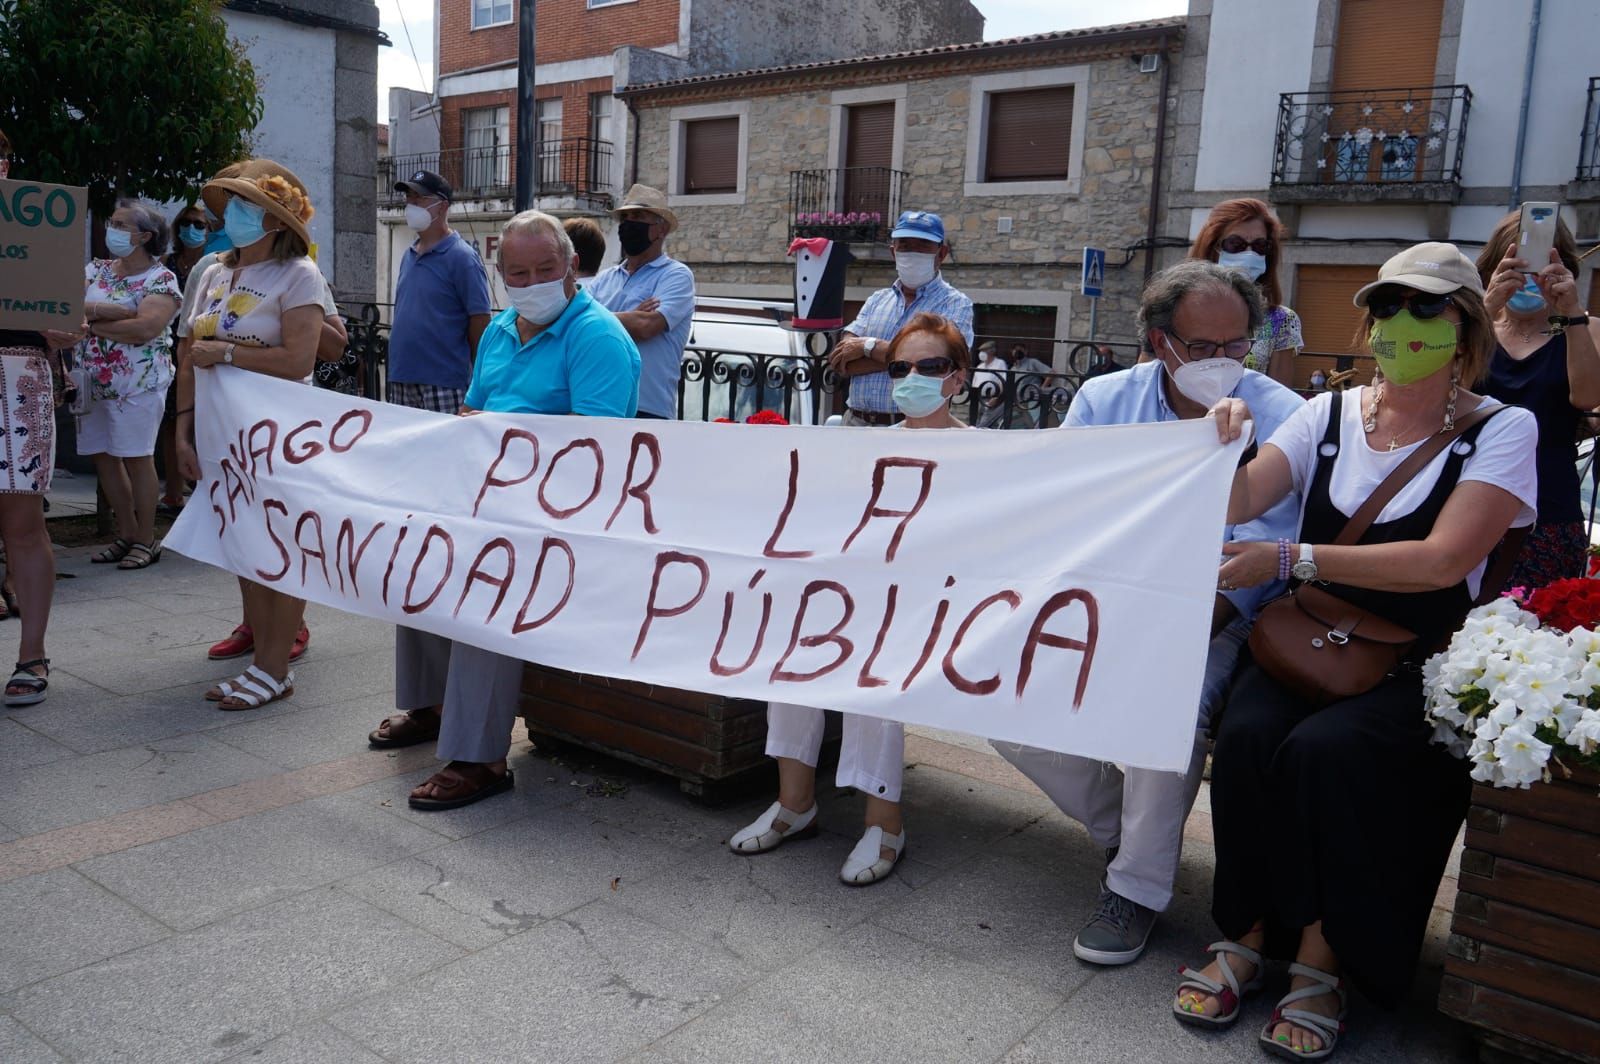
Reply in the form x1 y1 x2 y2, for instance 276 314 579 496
729 312 972 884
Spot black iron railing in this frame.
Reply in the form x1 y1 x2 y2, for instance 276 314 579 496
331 304 1139 429
678 341 1139 429
379 139 614 207
789 167 908 243
1270 85 1471 189
1579 77 1600 181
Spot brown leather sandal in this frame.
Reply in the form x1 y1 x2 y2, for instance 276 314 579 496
368 709 441 749
407 762 513 811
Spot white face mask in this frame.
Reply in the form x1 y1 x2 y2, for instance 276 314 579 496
895 252 937 290
506 276 571 325
1217 248 1267 283
404 202 440 232
1163 337 1245 408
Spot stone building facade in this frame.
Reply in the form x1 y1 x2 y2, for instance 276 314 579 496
619 19 1184 359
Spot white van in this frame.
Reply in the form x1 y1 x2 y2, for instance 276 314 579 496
682 296 833 425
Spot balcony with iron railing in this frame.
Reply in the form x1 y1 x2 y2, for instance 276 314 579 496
789 167 908 244
1574 77 1600 199
377 138 615 210
1270 85 1472 204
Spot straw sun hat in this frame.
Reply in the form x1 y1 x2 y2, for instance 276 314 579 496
200 158 315 246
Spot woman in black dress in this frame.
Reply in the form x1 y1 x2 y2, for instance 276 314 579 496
1476 212 1600 588
1175 243 1538 1059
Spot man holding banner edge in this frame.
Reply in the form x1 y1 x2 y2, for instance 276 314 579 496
995 261 1304 967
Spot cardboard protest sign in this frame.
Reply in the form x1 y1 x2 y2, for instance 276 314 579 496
165 370 1247 771
0 178 87 332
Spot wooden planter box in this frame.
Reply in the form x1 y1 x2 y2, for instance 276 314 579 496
1438 763 1600 1062
518 662 837 800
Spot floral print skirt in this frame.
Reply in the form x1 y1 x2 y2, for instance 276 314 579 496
0 348 56 495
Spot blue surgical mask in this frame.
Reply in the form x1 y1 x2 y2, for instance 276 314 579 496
1217 248 1268 283
1507 280 1546 314
892 372 950 418
178 223 207 248
204 227 233 254
223 197 270 249
105 227 137 258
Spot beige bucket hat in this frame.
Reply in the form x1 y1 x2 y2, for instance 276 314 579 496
201 158 315 247
610 183 677 233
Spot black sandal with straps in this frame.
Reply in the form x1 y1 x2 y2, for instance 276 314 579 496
91 538 132 564
5 658 49 706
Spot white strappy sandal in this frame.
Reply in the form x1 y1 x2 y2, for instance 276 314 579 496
215 665 295 712
728 801 818 854
1173 939 1265 1028
839 825 905 886
1260 962 1347 1060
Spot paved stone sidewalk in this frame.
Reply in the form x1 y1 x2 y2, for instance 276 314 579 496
0 548 1476 1062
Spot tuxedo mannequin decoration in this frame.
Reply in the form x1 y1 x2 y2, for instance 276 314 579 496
788 238 851 330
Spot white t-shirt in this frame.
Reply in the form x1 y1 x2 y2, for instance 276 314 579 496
185 257 330 347
1265 387 1539 597
175 251 221 340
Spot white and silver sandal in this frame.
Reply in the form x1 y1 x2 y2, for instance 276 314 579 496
839 825 905 886
728 801 818 855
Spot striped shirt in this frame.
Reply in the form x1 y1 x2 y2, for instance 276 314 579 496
843 275 974 413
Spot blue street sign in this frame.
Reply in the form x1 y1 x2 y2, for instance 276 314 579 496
1081 247 1106 298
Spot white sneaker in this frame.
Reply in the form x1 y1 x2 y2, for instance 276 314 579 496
729 801 817 855
839 825 905 886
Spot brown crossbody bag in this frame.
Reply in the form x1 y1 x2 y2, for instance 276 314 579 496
1247 402 1525 707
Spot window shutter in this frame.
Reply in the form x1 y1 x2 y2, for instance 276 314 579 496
683 117 740 195
984 86 1074 182
845 103 895 169
1331 0 1444 94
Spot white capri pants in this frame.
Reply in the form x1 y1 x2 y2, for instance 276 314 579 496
76 389 166 458
766 701 905 802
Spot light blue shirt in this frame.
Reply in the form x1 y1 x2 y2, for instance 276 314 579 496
1065 360 1307 622
843 274 974 414
587 253 696 418
464 290 640 417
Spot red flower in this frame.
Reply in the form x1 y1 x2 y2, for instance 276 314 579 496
1525 577 1600 632
745 410 789 426
713 417 735 423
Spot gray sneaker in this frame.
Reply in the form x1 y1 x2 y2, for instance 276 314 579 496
1073 887 1157 965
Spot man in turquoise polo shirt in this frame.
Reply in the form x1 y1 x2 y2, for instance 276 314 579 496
367 210 640 810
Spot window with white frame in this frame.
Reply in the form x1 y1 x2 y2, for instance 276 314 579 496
586 0 635 8
667 102 749 205
965 65 1090 197
471 0 512 29
463 106 510 193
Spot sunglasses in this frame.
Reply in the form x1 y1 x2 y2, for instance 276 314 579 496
886 356 955 379
1218 235 1271 256
1366 286 1456 321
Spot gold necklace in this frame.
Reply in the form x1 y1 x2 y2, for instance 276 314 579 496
1363 380 1458 451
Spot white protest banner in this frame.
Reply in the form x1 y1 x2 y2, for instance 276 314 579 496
0 178 88 332
165 369 1246 772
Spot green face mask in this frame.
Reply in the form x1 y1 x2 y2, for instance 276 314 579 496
1368 309 1458 386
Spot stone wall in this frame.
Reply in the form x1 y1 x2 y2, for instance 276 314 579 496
687 0 986 77
633 48 1173 348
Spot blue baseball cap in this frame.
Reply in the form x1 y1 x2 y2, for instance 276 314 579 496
890 210 945 243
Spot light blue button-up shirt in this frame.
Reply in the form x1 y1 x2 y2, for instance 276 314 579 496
587 253 696 418
843 274 974 414
464 290 639 417
1065 360 1307 621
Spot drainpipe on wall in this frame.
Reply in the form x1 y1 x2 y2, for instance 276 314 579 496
627 98 642 188
1143 28 1175 282
1508 0 1542 210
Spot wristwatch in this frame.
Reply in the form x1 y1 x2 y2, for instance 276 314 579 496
1547 313 1590 334
1291 543 1318 583
223 343 236 365
863 337 880 357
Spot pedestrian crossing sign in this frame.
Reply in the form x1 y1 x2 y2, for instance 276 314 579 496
1081 247 1105 298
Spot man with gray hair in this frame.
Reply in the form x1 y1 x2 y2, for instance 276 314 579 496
995 261 1304 966
368 209 640 811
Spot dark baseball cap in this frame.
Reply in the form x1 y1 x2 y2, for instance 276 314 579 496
395 170 453 202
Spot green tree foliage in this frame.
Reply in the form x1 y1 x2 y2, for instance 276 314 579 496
0 0 263 210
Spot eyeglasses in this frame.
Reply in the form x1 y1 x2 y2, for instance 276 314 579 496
886 356 956 379
1365 286 1456 321
1164 329 1252 362
1218 235 1271 256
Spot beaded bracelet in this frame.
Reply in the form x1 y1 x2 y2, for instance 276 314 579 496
1277 539 1293 581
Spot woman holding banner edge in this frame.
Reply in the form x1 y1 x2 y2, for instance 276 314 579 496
0 125 66 705
175 159 325 711
1190 243 1535 1059
729 312 971 885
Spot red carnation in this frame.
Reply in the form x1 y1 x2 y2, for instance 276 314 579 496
745 410 790 426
